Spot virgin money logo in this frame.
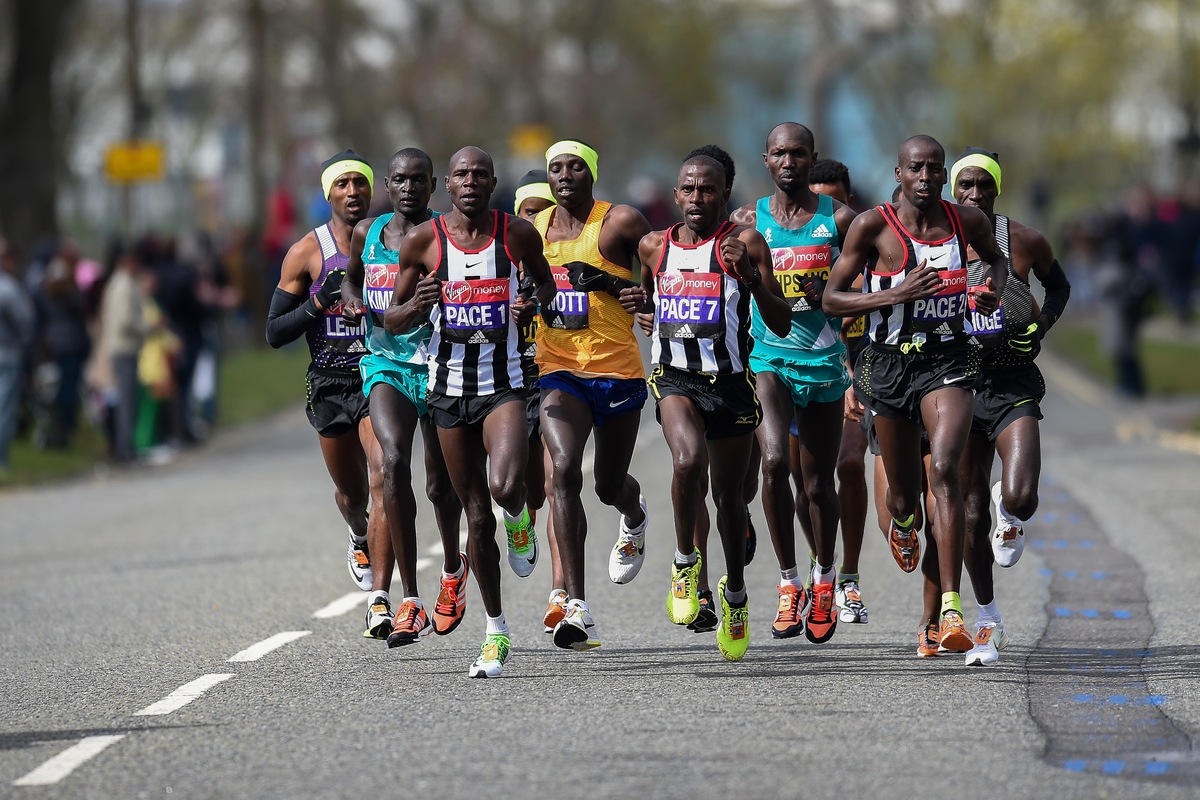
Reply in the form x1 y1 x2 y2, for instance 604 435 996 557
365 263 391 288
444 282 472 304
659 272 685 295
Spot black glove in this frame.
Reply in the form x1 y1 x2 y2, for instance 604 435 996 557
1007 322 1042 354
565 261 634 298
517 272 536 302
315 269 345 309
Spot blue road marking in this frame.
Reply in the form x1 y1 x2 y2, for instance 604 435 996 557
1149 695 1166 705
1080 540 1094 548
1146 762 1169 775
1102 760 1125 774
1063 760 1086 772
1040 568 1053 577
1032 539 1046 549
1074 693 1094 703
1068 514 1080 524
1082 609 1098 618
1064 570 1077 579
1055 607 1071 617
1054 539 1069 548
1045 512 1058 523
1092 571 1106 579
1108 696 1128 705
1113 610 1131 619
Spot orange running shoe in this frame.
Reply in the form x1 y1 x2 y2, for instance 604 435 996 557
887 519 920 573
938 610 973 653
542 589 568 633
432 553 469 636
387 600 432 648
804 581 837 644
771 584 806 639
917 623 940 657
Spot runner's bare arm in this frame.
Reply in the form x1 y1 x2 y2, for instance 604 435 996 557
822 210 940 317
635 231 667 335
384 221 438 335
1013 221 1070 334
958 204 1005 315
598 203 652 272
832 201 858 249
341 218 373 324
731 227 791 337
507 215 556 315
728 203 757 228
276 233 319 296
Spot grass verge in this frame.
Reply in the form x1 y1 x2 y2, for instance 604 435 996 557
1048 322 1200 396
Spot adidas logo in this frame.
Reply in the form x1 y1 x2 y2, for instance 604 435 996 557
812 223 832 238
792 298 811 312
467 331 489 344
932 323 952 335
347 340 366 353
675 324 694 338
552 318 566 328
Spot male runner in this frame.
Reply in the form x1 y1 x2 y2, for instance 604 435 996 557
266 150 384 596
729 124 856 645
533 139 651 651
951 147 1070 665
515 170 555 220
391 146 555 678
341 148 464 645
823 134 1006 653
639 153 792 662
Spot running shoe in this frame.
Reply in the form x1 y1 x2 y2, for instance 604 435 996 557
716 576 749 662
543 589 568 633
386 600 432 648
917 623 940 658
505 507 538 578
770 584 806 639
836 580 869 624
553 598 602 651
938 610 973 653
805 580 838 643
887 519 920 573
346 526 372 591
432 553 470 636
745 506 757 565
688 590 718 633
965 622 1008 666
667 550 702 625
363 592 392 640
468 632 511 678
990 482 1025 568
608 495 648 584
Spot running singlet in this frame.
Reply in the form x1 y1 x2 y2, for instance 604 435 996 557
307 223 366 370
864 200 970 350
651 222 752 374
532 201 644 379
426 211 523 396
750 193 844 355
362 211 442 366
966 214 1037 367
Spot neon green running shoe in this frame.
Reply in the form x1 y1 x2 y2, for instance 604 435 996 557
468 632 511 678
504 507 538 578
716 575 749 662
666 550 702 625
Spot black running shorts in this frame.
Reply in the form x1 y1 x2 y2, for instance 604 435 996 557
525 385 542 439
648 365 760 440
426 388 527 429
971 363 1045 442
855 343 978 424
306 366 369 438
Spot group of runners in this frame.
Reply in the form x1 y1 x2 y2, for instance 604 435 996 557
265 125 1069 678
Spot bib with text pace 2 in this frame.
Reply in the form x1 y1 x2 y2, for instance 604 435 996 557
441 278 510 344
771 244 831 313
657 270 723 340
540 265 589 330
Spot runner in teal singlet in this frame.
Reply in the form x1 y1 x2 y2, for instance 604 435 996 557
729 122 857 645
342 149 464 647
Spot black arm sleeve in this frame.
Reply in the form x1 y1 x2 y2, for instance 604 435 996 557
1035 259 1071 333
266 288 319 348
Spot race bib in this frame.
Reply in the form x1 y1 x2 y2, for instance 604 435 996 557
771 244 831 313
968 285 1005 343
845 315 866 341
656 270 723 340
323 301 366 340
540 265 590 330
911 245 967 334
364 262 397 314
441 278 510 344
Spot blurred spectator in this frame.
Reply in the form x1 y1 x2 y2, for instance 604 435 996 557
628 176 676 230
34 251 92 446
1096 187 1156 397
99 246 147 463
1153 185 1200 324
135 277 181 459
0 239 35 473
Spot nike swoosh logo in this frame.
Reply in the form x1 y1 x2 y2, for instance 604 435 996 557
609 398 631 408
943 376 969 385
464 261 482 270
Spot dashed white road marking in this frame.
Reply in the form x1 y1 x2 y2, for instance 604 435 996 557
311 559 435 618
228 631 311 662
134 673 233 716
12 735 126 786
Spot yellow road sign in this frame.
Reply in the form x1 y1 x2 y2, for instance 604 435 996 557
105 141 165 183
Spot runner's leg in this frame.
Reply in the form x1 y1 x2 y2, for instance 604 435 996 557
369 386 419 596
318 430 370 538
438 423 503 617
540 390 594 600
360 415 394 593
420 415 463 574
836 416 869 575
918 387 974 596
795 398 843 574
755 372 799 574
996 417 1041 521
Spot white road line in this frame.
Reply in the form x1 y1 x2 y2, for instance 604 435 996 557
312 591 364 619
12 735 126 786
133 673 234 716
227 631 311 662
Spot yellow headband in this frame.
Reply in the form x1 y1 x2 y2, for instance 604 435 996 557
322 160 374 199
514 182 555 215
951 153 1001 196
545 140 598 181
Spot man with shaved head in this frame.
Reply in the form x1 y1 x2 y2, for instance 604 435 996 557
730 122 857 645
639 152 792 662
823 134 1007 658
391 146 556 677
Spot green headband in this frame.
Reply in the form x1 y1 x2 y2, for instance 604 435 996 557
951 153 1001 196
322 160 374 199
545 140 598 181
514 182 555 215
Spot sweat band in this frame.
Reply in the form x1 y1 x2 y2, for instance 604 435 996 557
545 140 599 181
951 153 1001 195
321 159 374 199
514 182 555 215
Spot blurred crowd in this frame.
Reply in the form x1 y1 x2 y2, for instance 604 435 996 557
1061 185 1200 397
0 234 239 475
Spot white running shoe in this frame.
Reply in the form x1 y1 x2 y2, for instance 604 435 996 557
990 482 1024 568
552 598 602 651
363 591 392 640
608 495 648 584
504 507 538 578
835 580 869 624
965 622 1008 666
346 526 372 591
468 632 511 678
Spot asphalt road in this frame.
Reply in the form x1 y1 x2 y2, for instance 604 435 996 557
2 352 1198 799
